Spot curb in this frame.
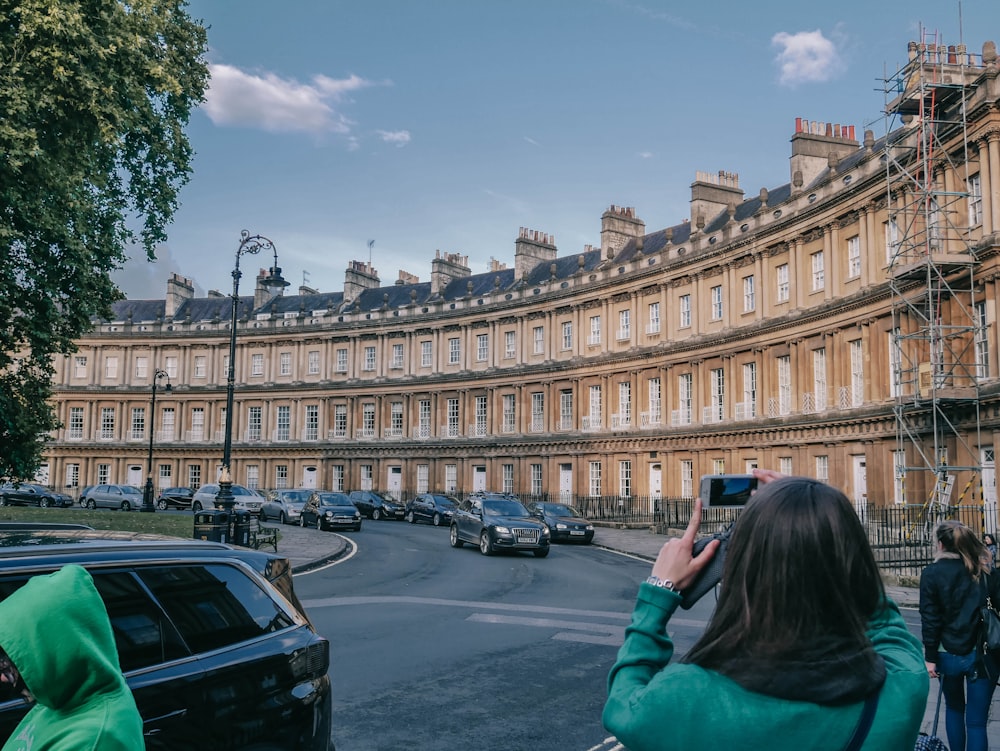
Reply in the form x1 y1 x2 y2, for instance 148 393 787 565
290 536 354 574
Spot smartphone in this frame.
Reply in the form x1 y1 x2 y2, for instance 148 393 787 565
699 474 758 507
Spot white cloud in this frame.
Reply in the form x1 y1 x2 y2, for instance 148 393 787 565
771 30 842 86
637 151 653 159
523 136 540 147
202 64 378 134
377 130 411 147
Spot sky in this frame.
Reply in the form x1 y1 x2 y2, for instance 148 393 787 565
112 0 1000 300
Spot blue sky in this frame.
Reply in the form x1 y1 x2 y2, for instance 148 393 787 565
113 0 999 299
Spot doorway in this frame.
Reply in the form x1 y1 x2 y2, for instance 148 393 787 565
127 465 143 487
302 466 317 489
559 464 572 502
387 466 402 498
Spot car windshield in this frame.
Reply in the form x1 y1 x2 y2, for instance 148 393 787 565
317 493 351 505
281 491 312 503
483 500 529 517
122 487 143 495
431 496 458 508
374 492 396 502
541 504 581 518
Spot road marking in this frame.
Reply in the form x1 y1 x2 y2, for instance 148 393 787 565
466 612 626 645
293 533 357 576
301 594 633 621
585 738 625 751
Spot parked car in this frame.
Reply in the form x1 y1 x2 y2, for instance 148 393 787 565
0 527 331 750
80 484 144 511
0 483 74 508
154 486 194 510
525 501 595 543
404 493 460 526
450 496 551 557
349 490 405 520
190 484 265 514
301 492 362 531
261 488 311 524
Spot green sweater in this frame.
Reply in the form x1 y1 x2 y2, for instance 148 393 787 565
603 584 929 751
0 565 143 750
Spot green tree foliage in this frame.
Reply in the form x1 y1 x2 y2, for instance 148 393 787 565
0 0 208 480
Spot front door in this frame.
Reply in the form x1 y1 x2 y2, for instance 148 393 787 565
472 465 486 493
387 466 402 498
851 455 867 519
127 465 143 487
559 464 572 502
649 463 662 507
301 466 317 489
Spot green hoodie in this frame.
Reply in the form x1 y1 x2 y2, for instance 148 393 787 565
0 565 143 750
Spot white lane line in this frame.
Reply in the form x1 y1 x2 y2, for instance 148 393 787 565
585 738 625 751
466 612 626 646
293 533 357 576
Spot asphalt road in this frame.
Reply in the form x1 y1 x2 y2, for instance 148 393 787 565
292 518 720 751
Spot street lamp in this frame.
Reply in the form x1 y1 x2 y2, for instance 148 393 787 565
142 369 171 512
216 230 288 512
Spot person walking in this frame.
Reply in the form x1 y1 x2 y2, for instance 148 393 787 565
603 473 929 750
920 520 1000 751
983 533 997 570
0 564 143 750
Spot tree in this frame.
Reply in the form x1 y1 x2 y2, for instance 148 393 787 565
0 0 209 480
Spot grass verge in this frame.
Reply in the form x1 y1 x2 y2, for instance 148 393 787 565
0 506 193 537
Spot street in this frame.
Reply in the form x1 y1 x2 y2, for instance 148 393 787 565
292 519 718 751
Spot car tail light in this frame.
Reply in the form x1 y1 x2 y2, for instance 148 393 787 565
291 638 329 679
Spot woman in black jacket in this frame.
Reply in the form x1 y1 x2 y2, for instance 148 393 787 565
919 520 1000 751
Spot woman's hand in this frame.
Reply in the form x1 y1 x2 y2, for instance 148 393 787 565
926 661 938 679
650 498 720 591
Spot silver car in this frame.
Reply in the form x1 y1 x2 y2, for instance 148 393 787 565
81 484 144 511
191 484 265 514
260 489 310 524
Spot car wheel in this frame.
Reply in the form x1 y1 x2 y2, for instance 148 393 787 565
533 548 550 558
121 500 132 511
432 512 442 527
39 498 51 508
279 512 286 524
405 511 414 523
0 496 6 507
86 499 96 510
449 525 464 548
157 499 168 510
479 531 494 556
300 514 307 528
372 508 382 521
192 501 202 512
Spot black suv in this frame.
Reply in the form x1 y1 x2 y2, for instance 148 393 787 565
450 496 551 557
349 490 405 520
0 528 332 750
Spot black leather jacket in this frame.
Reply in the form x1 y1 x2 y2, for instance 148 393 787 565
919 556 1000 663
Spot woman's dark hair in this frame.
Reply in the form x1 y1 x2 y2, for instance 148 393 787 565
683 477 884 670
936 520 988 579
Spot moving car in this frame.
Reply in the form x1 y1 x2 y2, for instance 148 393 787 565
190 484 265 514
154 486 195 510
450 496 551 557
349 490 405 520
0 528 331 750
80 484 144 511
525 501 595 543
301 492 362 531
261 488 311 524
0 483 74 508
404 494 459 526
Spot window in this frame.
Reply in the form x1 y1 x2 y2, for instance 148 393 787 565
194 355 207 378
279 352 291 376
712 459 725 474
158 464 171 489
813 348 828 411
679 295 691 328
976 301 989 379
160 407 175 441
448 338 460 365
811 251 824 291
850 340 864 406
245 465 259 489
680 461 693 498
502 464 514 494
445 465 457 493
502 394 516 433
710 285 723 320
776 263 789 302
589 385 602 427
251 354 264 377
73 356 88 379
893 450 905 504
777 355 792 416
504 331 516 359
360 465 373 491
969 174 983 226
742 276 755 313
741 363 757 419
847 236 861 278
589 315 601 345
363 346 376 371
709 368 724 422
336 348 348 373
305 405 319 441
188 464 201 490
647 302 661 334
530 392 544 432
561 321 573 350
421 341 432 367
390 401 404 436
135 356 148 379
247 406 262 441
647 378 661 425
164 356 178 379
97 464 110 485
676 373 692 426
65 463 80 488
476 334 488 362
223 354 230 381
416 464 429 494
362 403 376 436
391 343 404 369
533 326 544 354
100 407 116 440
815 455 829 481
332 465 345 492
131 407 146 440
418 400 431 437
530 464 543 496
275 465 288 489
189 408 204 442
473 396 487 435
276 405 290 441
447 398 459 437
68 407 84 439
616 382 631 428
619 461 631 498
589 462 602 497
779 457 793 475
617 309 631 340
308 350 320 374
105 356 119 379
889 329 901 398
559 390 573 430
885 218 900 263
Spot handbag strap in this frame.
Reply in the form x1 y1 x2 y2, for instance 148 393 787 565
930 678 943 736
843 690 880 751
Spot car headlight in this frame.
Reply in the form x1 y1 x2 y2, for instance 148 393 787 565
324 511 333 517
586 525 594 531
541 525 551 537
556 523 568 530
494 525 510 534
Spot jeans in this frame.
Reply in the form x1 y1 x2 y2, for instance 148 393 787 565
939 650 998 751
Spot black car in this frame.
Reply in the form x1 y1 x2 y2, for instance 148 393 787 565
154 486 195 510
0 483 74 508
349 490 405 520
450 496 551 557
526 501 595 543
0 528 331 750
404 494 459 526
301 492 362 531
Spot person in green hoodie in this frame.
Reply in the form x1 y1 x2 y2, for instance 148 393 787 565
603 473 929 751
0 564 143 750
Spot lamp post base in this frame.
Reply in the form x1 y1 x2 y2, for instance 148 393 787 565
141 477 156 513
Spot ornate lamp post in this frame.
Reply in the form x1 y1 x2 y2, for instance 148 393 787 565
142 369 171 512
216 230 288 512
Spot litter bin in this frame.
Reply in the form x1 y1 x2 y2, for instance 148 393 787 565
230 509 251 547
194 510 229 543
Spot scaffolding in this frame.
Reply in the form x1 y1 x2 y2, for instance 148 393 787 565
881 30 985 522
